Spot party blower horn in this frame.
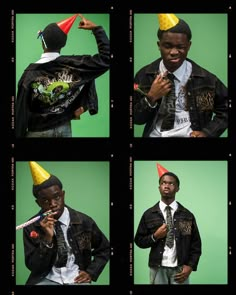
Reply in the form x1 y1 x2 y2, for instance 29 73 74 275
56 14 78 34
156 162 169 178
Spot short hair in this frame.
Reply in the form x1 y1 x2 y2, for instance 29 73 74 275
159 172 180 187
33 175 63 198
157 18 192 41
42 23 67 50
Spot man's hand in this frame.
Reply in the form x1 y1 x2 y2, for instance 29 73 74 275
174 265 192 283
190 131 207 137
74 106 85 120
147 72 173 104
153 223 168 240
74 270 92 284
39 211 57 241
78 14 97 30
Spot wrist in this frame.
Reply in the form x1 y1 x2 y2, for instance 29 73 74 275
144 96 157 108
42 240 54 248
151 234 157 242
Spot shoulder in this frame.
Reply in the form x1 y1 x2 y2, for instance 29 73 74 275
142 202 160 216
135 58 161 77
66 206 94 223
187 58 217 79
177 202 195 217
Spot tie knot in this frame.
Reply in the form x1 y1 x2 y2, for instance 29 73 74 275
55 220 63 231
167 73 175 82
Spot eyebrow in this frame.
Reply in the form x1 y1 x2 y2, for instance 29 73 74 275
40 191 61 199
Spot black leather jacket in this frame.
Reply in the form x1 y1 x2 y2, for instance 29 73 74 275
134 201 202 271
23 206 110 285
134 58 228 137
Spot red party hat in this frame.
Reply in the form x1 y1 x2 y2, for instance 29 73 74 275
156 163 169 178
57 14 78 34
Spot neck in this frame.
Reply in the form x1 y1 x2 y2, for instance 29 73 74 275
161 197 175 205
44 49 60 53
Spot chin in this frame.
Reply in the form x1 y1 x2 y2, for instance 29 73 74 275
163 194 172 199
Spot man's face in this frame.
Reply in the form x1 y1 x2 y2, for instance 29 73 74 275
158 32 191 72
36 185 65 219
159 175 179 200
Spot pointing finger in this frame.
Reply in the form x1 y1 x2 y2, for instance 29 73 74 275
77 13 85 20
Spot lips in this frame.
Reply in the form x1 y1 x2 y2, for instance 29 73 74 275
169 58 180 63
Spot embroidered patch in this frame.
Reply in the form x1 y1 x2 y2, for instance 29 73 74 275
196 90 214 111
179 220 192 235
78 232 92 250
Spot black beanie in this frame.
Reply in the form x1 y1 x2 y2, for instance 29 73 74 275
42 23 67 50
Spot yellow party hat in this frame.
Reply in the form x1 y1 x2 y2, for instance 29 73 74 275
29 161 51 185
157 14 179 31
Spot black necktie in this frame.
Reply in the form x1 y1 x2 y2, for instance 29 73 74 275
161 73 176 131
54 221 68 268
165 206 174 248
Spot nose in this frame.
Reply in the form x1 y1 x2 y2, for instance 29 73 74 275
169 47 179 55
163 185 170 189
49 199 58 208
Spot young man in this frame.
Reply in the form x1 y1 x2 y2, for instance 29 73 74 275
133 13 228 137
16 14 110 137
134 164 202 284
21 161 110 285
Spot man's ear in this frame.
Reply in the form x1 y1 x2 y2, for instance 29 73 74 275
175 186 180 193
188 41 192 51
157 41 160 49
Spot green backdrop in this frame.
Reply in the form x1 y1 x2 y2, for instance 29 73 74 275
16 161 110 285
134 13 228 137
16 13 110 137
134 160 227 284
